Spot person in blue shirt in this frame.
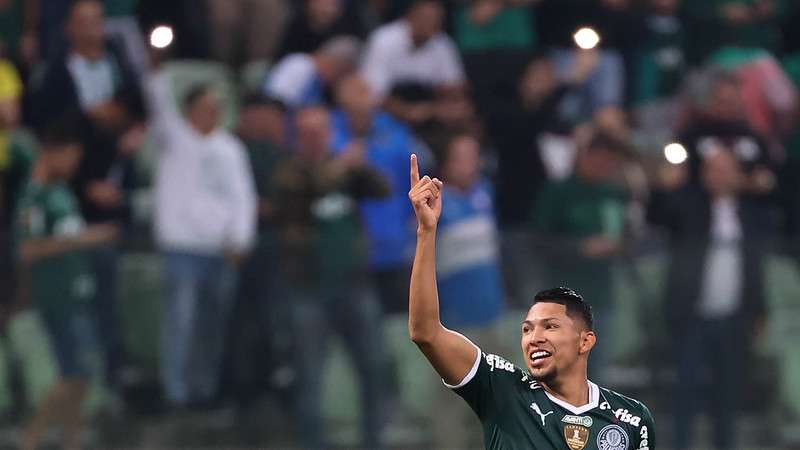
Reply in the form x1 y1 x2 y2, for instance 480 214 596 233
331 73 423 315
430 132 506 448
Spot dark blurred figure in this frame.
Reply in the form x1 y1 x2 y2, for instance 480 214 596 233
31 0 145 399
679 69 778 196
531 131 630 381
632 0 686 135
683 0 788 64
223 93 289 408
0 0 39 70
265 35 361 110
361 0 467 129
648 148 770 450
277 0 367 59
15 118 119 450
485 50 600 227
207 0 289 67
272 107 390 449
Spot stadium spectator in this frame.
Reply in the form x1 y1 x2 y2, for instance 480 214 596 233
207 0 289 67
430 132 505 448
264 35 361 110
331 74 421 315
452 0 537 53
145 61 257 409
648 147 770 450
679 69 778 194
485 50 599 227
361 0 466 127
31 0 145 396
632 0 686 140
531 131 630 382
0 0 38 68
103 0 148 77
223 93 288 406
272 106 390 449
276 0 367 59
15 117 119 450
683 0 788 64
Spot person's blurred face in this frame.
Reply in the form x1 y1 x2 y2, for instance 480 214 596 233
702 148 743 197
336 75 374 116
407 1 443 45
521 302 594 383
444 135 481 189
296 108 331 161
577 147 621 182
238 104 285 145
45 144 83 181
307 0 342 28
520 58 557 104
708 80 744 122
67 0 105 52
187 90 221 135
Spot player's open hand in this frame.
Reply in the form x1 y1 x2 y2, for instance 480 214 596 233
408 154 443 233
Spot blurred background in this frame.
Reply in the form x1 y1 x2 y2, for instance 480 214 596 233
0 0 799 449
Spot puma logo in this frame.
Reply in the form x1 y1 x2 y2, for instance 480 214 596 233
530 402 554 426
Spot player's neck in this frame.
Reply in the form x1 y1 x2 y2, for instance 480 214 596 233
541 373 590 408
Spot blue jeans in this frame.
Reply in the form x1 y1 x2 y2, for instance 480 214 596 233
160 251 237 406
91 245 126 387
291 282 387 449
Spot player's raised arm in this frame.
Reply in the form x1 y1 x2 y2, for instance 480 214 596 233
407 154 479 386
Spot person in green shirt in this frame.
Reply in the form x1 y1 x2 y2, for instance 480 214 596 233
408 154 655 450
14 118 118 450
532 131 630 383
272 106 391 449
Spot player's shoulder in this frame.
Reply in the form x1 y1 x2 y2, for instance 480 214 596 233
480 352 539 387
598 385 655 425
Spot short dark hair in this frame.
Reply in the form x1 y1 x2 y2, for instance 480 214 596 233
240 91 286 111
585 131 633 159
40 112 82 149
532 287 594 331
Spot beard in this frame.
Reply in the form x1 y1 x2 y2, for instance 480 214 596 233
531 365 558 384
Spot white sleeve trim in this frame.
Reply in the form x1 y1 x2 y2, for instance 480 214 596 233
442 334 481 389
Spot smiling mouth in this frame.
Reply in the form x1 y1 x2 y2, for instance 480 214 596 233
529 350 552 366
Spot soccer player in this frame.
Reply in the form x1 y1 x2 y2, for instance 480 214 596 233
408 154 655 449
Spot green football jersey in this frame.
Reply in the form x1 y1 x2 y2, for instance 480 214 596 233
14 181 95 316
450 351 655 450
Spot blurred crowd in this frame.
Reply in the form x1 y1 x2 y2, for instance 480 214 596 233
1 0 800 449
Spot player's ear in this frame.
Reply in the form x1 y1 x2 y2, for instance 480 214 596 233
579 330 596 355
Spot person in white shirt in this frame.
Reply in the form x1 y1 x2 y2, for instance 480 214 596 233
146 64 257 408
361 0 466 126
264 35 361 109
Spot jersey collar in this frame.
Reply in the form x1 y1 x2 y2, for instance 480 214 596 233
543 380 600 415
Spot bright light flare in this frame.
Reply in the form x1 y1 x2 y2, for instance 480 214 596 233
664 143 688 165
573 27 601 50
150 26 174 49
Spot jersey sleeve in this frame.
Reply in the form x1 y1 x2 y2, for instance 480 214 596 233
635 403 656 450
447 348 522 421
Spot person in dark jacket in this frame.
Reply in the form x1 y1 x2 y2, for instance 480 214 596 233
648 147 770 450
30 0 145 396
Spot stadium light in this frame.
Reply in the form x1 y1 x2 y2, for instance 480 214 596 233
573 27 600 50
664 143 688 165
150 25 174 49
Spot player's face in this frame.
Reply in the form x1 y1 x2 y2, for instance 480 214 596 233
521 302 593 382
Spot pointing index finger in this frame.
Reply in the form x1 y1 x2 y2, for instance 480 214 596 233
410 154 420 186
